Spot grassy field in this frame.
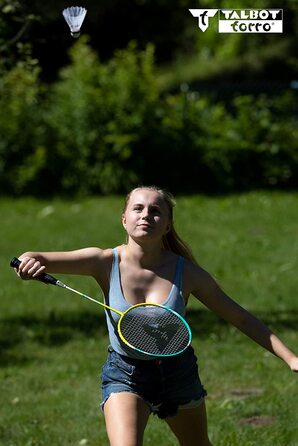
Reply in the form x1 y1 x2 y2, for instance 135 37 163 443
1 192 298 446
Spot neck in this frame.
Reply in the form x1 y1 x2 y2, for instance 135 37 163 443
124 238 165 268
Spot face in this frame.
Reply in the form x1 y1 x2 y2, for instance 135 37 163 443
122 189 171 241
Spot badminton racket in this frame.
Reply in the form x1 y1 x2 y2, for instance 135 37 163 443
10 257 192 357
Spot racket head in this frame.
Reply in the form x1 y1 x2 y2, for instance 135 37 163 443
117 303 192 358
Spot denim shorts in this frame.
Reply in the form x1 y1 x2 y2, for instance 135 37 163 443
100 346 207 419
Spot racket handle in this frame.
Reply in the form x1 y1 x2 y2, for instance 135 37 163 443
10 257 59 286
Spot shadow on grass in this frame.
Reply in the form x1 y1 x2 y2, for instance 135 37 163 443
1 308 297 367
0 310 107 367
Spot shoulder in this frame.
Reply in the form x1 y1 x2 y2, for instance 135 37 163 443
87 246 114 271
183 257 203 280
83 247 114 291
67 246 114 279
183 258 218 298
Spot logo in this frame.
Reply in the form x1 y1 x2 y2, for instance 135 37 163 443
189 9 283 33
188 9 218 32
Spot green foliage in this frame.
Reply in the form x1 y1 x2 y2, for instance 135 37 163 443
194 93 298 191
159 0 298 90
137 90 298 193
41 38 158 194
0 38 297 196
0 57 44 194
0 0 39 69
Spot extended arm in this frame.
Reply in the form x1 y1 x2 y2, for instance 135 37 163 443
16 248 112 292
186 261 298 372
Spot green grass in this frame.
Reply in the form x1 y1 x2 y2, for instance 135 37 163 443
1 192 298 445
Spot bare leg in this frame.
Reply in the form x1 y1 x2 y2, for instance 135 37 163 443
103 392 151 446
165 400 213 446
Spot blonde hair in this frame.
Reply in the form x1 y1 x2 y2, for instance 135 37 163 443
123 186 197 264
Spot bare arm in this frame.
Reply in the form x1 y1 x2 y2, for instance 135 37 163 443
17 248 112 291
186 261 298 372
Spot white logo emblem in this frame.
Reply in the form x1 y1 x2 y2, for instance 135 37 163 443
189 9 218 32
189 9 283 33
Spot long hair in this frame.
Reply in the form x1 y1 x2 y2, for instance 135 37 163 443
123 186 197 264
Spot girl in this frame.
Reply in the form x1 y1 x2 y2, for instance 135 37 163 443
15 186 298 446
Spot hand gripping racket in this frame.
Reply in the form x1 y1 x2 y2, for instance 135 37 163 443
10 257 192 358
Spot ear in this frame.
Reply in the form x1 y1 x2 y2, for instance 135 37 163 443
122 213 127 229
165 223 171 234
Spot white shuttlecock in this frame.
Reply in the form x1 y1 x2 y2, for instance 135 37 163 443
62 6 87 38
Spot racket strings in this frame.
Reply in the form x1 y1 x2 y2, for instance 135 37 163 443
119 305 190 356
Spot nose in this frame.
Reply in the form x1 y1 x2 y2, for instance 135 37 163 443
141 207 150 219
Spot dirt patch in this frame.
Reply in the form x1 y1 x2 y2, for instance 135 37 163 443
239 415 276 427
229 388 264 399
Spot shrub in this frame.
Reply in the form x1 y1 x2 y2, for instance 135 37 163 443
0 57 44 195
0 38 297 196
136 90 298 193
198 93 298 191
40 38 158 194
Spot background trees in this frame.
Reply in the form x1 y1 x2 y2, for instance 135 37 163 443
1 0 297 195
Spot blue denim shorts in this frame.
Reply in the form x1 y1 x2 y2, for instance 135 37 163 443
100 346 207 419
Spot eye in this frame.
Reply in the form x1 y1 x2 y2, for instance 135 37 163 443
133 205 143 212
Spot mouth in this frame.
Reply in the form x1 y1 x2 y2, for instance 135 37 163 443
137 223 152 228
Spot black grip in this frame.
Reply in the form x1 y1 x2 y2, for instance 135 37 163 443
10 257 59 286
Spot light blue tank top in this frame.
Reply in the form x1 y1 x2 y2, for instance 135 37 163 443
104 247 185 360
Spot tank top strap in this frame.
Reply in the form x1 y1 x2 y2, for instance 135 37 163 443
174 256 184 291
111 247 119 272
108 248 121 301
